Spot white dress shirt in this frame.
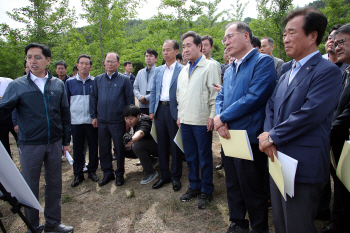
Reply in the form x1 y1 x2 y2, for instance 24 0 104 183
234 48 254 73
160 62 176 101
30 72 48 93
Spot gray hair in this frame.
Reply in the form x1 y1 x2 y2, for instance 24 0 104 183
225 21 252 43
334 23 350 37
261 36 274 46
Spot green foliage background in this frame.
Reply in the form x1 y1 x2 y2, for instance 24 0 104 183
0 0 349 79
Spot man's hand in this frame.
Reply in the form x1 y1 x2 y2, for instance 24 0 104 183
177 118 180 127
217 124 230 139
149 113 154 120
263 145 278 162
62 145 71 156
92 118 98 128
139 96 147 104
126 141 134 147
213 84 222 92
258 132 273 152
207 118 214 132
14 125 18 133
214 114 224 130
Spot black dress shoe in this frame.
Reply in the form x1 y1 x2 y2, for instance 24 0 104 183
71 175 84 187
44 223 74 233
172 180 182 191
98 174 115 187
116 176 124 186
215 160 224 170
321 220 345 233
88 172 99 182
152 179 171 189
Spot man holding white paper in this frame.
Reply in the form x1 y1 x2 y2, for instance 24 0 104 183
214 22 276 233
258 8 342 233
329 24 350 233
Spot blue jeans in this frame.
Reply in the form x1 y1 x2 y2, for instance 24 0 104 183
181 123 214 194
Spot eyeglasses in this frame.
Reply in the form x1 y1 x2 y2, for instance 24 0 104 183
105 60 118 64
222 32 243 44
334 37 350 48
25 55 43 61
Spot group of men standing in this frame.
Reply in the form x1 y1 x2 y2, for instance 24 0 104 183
1 6 350 233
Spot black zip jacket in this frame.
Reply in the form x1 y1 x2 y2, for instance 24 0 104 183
0 72 71 145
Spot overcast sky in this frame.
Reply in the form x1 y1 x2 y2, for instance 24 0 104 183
0 0 313 29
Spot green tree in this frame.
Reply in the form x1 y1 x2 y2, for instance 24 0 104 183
227 0 249 21
81 0 140 73
158 0 204 45
0 24 27 79
6 0 76 48
249 0 293 61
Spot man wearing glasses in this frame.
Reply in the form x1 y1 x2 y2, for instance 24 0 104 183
90 52 134 187
215 22 276 233
0 43 73 233
327 23 350 233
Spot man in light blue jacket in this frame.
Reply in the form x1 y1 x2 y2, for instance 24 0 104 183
134 49 158 115
149 39 184 191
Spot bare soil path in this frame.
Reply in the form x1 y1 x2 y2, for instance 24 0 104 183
1 134 329 232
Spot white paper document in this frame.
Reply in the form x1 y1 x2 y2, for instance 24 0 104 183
65 151 73 165
0 142 44 212
277 151 298 198
174 127 184 153
150 119 158 143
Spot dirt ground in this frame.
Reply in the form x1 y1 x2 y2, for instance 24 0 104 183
1 133 330 232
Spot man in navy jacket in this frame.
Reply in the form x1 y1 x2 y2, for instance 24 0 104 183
259 8 342 233
90 52 134 187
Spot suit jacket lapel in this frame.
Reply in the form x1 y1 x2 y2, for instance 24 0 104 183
170 62 180 88
280 55 319 106
158 65 166 93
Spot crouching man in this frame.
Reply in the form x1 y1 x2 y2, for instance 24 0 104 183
123 105 159 185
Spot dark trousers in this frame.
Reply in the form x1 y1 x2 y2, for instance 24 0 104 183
222 144 268 233
131 139 158 174
98 121 125 177
331 141 350 231
181 123 213 194
19 140 62 232
271 177 326 233
0 116 17 158
155 104 183 181
140 108 149 115
71 124 98 177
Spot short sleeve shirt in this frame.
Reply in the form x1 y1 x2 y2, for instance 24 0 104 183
132 114 153 141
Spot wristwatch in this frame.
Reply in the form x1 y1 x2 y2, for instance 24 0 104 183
268 136 274 144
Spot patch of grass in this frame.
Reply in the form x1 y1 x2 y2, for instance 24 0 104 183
170 195 181 212
126 189 135 198
61 194 75 204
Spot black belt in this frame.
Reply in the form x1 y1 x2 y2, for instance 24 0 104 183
159 101 170 105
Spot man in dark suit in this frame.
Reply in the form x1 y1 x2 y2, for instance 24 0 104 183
328 24 350 233
149 39 184 191
258 8 343 233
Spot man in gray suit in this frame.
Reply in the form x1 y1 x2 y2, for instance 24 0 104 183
260 37 284 77
149 39 184 191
